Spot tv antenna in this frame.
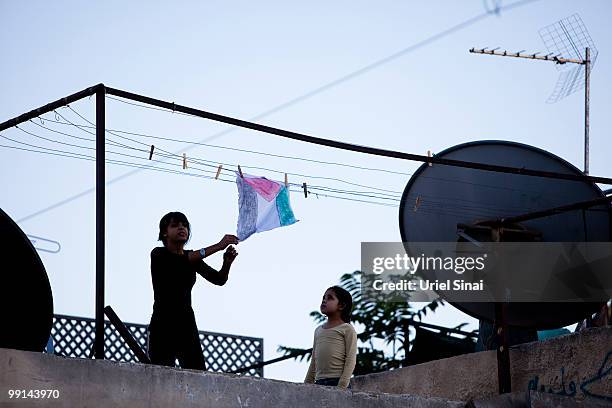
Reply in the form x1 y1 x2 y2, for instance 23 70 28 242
469 14 597 174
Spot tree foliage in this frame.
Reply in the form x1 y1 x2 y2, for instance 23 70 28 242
278 270 446 375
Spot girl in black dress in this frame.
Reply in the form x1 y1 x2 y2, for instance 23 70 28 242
148 211 238 369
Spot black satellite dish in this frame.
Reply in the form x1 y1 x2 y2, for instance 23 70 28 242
399 141 610 329
0 207 53 351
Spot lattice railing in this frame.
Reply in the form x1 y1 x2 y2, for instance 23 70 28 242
48 314 263 377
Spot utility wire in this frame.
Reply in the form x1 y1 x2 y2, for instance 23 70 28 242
44 110 581 203
30 115 573 210
11 117 588 216
2 127 402 206
46 108 588 203
11 0 543 223
15 114 595 218
89 105 415 178
1 137 551 219
0 142 399 208
6 137 564 218
3 130 523 216
52 109 406 197
52 109 412 183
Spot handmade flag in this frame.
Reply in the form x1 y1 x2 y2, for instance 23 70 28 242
236 173 298 241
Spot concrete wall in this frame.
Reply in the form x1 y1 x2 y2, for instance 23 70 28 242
0 348 463 408
351 327 611 404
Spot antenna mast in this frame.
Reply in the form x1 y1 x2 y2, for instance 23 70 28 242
470 14 597 174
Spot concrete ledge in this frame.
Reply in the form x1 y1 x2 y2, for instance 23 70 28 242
467 390 611 407
351 327 611 404
0 348 463 407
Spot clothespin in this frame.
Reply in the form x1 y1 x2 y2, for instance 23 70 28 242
427 150 433 167
303 182 308 198
149 145 155 160
284 173 288 187
238 165 244 178
182 153 187 169
215 165 223 180
413 196 421 212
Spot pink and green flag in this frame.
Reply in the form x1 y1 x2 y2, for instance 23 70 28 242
236 173 298 241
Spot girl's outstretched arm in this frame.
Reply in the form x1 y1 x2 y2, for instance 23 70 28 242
338 325 358 388
188 234 239 262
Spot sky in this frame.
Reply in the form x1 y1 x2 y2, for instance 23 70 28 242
1 0 611 382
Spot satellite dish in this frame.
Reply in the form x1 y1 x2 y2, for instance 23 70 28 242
0 207 53 351
399 141 610 329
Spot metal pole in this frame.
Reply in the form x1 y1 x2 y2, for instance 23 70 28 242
0 85 100 132
584 47 590 175
105 87 612 186
104 306 151 364
94 86 106 359
495 302 511 394
469 48 584 65
492 226 511 394
495 195 612 225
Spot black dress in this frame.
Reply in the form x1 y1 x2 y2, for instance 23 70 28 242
148 246 227 369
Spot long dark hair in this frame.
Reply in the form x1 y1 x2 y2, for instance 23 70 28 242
328 285 353 323
158 212 190 246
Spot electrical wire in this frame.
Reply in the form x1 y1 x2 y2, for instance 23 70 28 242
45 108 585 204
56 104 590 203
5 130 504 214
47 109 414 179
54 108 406 196
10 118 593 219
6 0 545 223
0 135 547 219
0 129 402 208
11 118 598 221
43 114 571 212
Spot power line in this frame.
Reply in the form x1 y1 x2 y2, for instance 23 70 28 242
106 81 612 185
6 137 571 219
2 134 561 220
53 108 406 196
13 117 592 217
0 140 400 208
43 109 584 203
7 0 544 223
38 113 582 210
46 111 414 179
59 108 210 169
17 110 601 219
1 128 402 207
59 108 593 205
6 128 534 217
35 112 408 204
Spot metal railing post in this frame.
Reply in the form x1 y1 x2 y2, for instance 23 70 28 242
94 85 106 359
